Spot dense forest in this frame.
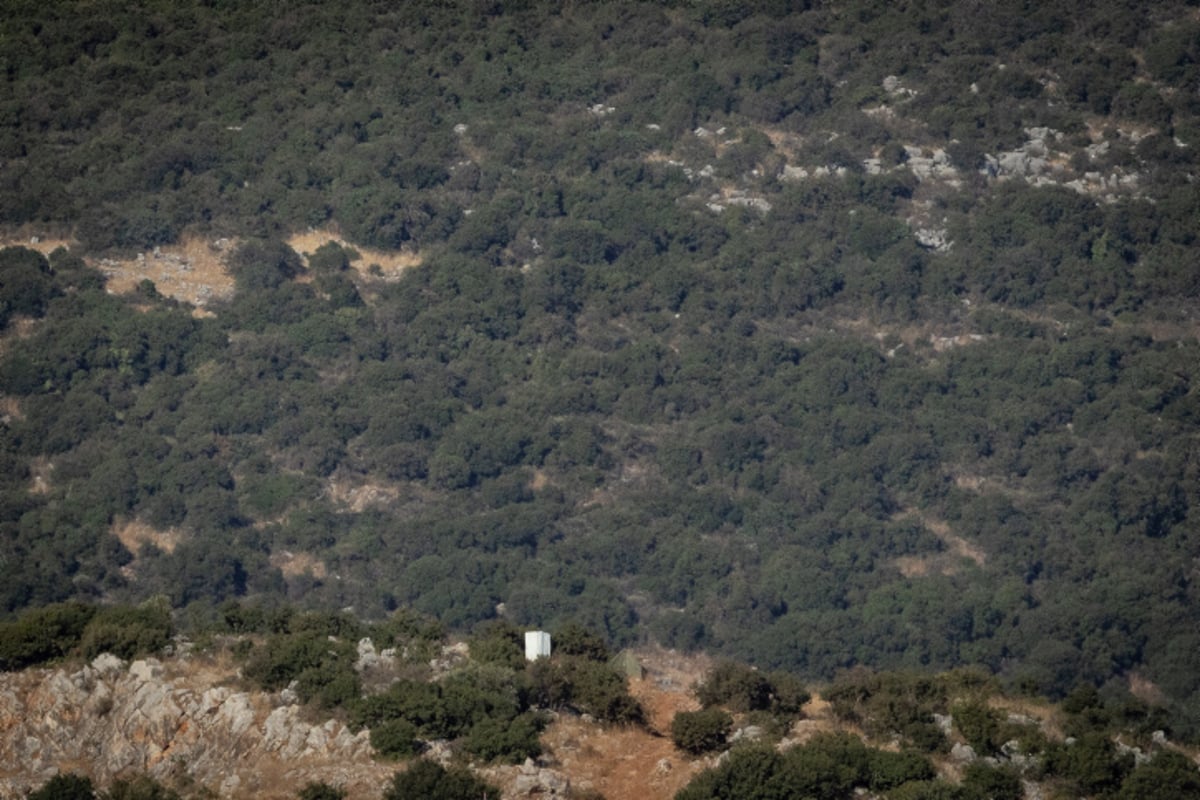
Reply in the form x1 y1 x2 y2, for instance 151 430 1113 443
2 0 1200 742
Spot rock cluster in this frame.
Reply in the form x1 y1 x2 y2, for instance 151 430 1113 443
0 655 388 799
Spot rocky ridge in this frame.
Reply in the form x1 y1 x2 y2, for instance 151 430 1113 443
0 653 392 800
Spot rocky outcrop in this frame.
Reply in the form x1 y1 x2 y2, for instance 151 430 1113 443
0 654 392 799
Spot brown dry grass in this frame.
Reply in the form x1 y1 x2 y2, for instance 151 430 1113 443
97 234 236 308
268 550 328 579
112 517 183 555
0 232 73 255
0 395 21 423
287 228 422 280
785 693 863 747
540 715 705 800
28 456 52 494
535 646 711 800
324 476 403 512
1128 672 1168 707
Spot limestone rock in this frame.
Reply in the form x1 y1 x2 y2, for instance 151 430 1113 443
0 656 393 799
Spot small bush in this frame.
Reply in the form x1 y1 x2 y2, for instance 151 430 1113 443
27 773 96 800
297 783 346 800
370 718 420 760
462 711 544 763
672 708 733 755
383 760 498 800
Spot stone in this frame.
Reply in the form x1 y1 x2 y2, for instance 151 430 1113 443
91 654 126 676
950 742 977 762
128 659 163 683
513 766 570 796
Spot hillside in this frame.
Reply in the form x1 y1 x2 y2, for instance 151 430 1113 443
4 632 1197 800
2 0 1200 744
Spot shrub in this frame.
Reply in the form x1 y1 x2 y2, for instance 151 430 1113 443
462 711 544 763
105 775 182 800
27 773 96 800
961 762 1022 800
78 602 173 661
370 718 420 760
553 623 610 661
867 749 936 790
952 700 1005 756
297 783 346 800
0 602 96 670
696 660 773 712
672 708 733 755
383 760 498 800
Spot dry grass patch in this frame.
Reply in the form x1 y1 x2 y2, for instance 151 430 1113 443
28 456 52 494
268 550 328 579
112 517 183 556
0 232 73 255
95 234 235 308
324 477 403 512
287 228 422 280
0 395 21 424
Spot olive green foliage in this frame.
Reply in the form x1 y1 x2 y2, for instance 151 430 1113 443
78 600 173 661
241 628 360 709
553 622 611 662
369 718 420 760
0 600 171 669
952 701 1008 757
1041 732 1134 796
0 247 59 329
104 776 182 800
296 783 346 800
0 602 97 670
2 0 1200 742
1117 750 1200 800
525 655 644 724
468 621 526 670
696 660 809 716
959 762 1022 800
351 657 547 763
26 774 95 800
671 708 733 755
826 670 951 752
382 760 498 800
675 733 935 800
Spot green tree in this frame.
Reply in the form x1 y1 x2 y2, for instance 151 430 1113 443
1118 750 1200 800
27 774 96 800
104 775 182 800
370 718 420 760
382 760 498 800
297 783 346 800
960 762 1021 800
671 708 733 755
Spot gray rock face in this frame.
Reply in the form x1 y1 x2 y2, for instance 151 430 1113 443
0 656 389 799
511 758 571 797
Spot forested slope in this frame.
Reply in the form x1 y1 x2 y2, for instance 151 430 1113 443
2 0 1200 734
